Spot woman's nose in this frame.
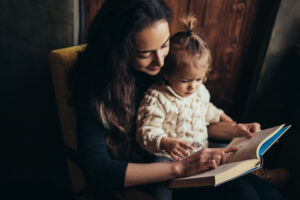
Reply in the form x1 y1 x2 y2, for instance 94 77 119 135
153 50 165 67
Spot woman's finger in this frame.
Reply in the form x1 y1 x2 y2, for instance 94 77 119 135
207 160 218 169
208 149 228 164
250 122 261 132
238 124 253 138
220 151 226 164
244 130 253 138
224 146 239 153
212 154 221 165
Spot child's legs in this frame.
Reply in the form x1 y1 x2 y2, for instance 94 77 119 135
140 156 173 200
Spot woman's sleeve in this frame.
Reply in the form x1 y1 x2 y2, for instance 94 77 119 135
136 91 167 153
75 103 128 190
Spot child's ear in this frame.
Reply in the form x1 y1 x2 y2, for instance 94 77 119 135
203 73 208 82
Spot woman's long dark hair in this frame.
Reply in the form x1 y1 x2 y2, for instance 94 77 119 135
68 0 171 135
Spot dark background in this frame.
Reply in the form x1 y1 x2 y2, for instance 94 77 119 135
1 0 74 199
0 0 299 199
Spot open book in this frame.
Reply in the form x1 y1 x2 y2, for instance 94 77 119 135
170 124 291 188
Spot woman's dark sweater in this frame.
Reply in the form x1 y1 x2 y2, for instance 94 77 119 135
75 71 152 191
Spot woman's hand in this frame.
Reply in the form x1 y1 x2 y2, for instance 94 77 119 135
208 121 261 141
232 123 261 138
160 137 193 160
174 146 239 178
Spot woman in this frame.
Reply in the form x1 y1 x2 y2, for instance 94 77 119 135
68 0 284 199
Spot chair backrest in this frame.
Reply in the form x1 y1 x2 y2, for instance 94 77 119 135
49 44 87 195
49 45 154 200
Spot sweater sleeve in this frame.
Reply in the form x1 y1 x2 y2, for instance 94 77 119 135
200 85 224 124
75 103 128 190
205 102 224 124
136 89 167 154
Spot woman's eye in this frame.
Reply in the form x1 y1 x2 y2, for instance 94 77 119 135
161 42 169 49
137 53 151 59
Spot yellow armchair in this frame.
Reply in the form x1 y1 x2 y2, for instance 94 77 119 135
49 45 153 200
49 45 289 199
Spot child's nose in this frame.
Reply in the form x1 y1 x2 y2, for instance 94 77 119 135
188 82 195 90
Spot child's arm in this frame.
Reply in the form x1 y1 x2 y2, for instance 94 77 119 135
136 99 167 154
160 137 193 161
136 88 187 154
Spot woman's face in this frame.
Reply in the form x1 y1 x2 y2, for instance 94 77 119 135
131 20 170 76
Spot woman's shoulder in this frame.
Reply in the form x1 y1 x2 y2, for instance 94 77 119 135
144 80 167 97
74 98 100 121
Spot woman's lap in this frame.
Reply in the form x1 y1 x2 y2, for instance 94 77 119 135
174 174 284 200
141 156 284 200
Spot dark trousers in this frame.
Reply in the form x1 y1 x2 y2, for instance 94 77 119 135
141 156 285 200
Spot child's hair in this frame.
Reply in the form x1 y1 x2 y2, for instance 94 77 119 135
163 14 211 81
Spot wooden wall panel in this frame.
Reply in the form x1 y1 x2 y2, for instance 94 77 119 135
164 0 190 33
83 0 104 41
187 0 262 116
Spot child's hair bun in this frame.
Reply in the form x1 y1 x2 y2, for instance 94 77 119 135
181 14 197 32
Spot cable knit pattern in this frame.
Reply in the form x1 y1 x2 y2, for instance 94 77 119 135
136 81 224 159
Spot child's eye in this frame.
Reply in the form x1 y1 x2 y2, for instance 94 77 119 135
180 80 189 83
196 78 203 82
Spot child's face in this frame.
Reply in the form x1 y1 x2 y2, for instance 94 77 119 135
164 64 208 97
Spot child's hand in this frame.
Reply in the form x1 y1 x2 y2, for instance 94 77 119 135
220 113 236 124
160 137 193 160
233 123 261 138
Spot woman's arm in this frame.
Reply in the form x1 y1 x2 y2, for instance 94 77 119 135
76 103 128 189
207 122 236 141
125 146 238 187
76 103 239 189
125 162 178 187
77 103 178 189
220 113 235 123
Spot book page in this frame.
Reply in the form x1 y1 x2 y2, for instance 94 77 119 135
226 125 284 163
180 160 250 179
170 159 260 188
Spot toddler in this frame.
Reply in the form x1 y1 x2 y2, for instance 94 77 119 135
136 15 250 161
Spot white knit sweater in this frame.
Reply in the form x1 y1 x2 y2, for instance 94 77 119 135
136 81 224 159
